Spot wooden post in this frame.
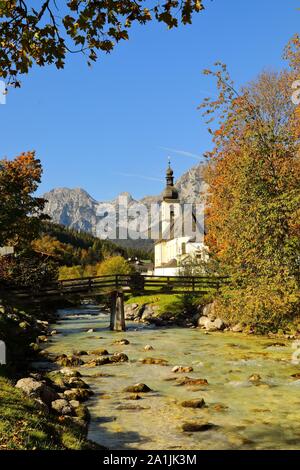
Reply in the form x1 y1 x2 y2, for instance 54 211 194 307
110 291 126 331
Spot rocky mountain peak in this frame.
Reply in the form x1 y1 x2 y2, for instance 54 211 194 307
42 163 207 242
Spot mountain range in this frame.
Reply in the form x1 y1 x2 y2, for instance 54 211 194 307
42 163 207 249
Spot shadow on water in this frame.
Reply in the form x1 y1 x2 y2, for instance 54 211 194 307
88 399 152 449
89 420 152 450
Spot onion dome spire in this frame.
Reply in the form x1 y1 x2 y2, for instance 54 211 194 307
163 157 179 201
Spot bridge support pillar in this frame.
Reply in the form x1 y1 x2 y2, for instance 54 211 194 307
110 291 126 331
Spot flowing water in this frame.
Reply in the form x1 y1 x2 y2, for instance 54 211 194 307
44 305 300 450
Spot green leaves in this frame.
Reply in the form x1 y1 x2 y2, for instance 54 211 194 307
0 0 204 86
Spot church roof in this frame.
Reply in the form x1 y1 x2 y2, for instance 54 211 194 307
163 159 179 202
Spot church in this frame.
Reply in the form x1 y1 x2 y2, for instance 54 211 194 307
154 161 206 276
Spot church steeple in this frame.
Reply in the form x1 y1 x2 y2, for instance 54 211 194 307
163 158 179 202
166 157 174 186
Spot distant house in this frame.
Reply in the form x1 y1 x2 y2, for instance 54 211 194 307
127 257 154 274
154 162 206 276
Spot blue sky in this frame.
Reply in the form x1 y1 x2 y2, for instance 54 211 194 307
0 0 298 201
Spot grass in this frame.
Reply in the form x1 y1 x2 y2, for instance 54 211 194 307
126 294 182 314
126 291 216 320
0 371 100 450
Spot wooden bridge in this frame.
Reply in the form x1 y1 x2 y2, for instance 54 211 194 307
1 273 227 332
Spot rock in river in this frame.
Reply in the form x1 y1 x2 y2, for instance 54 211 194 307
68 377 90 389
114 339 130 345
140 357 168 365
60 368 81 377
89 348 109 356
64 388 93 402
56 354 84 367
111 352 129 363
84 357 111 367
182 421 217 432
123 383 152 393
181 398 205 408
172 366 193 373
176 376 209 386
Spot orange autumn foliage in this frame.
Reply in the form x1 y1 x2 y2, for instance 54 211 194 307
200 66 300 330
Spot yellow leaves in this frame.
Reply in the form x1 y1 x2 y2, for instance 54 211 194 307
194 0 204 12
143 8 152 21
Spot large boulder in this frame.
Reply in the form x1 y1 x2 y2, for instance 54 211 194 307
16 378 43 397
141 305 159 322
51 399 73 415
63 388 93 402
15 377 59 405
198 316 209 327
124 303 140 320
198 315 225 331
214 318 225 330
60 368 82 378
202 302 217 321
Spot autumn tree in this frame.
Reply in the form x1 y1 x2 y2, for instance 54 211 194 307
200 65 300 331
0 0 204 87
0 151 47 249
0 151 59 289
97 255 133 276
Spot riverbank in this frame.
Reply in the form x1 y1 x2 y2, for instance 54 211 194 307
0 374 99 450
125 295 300 339
0 301 104 450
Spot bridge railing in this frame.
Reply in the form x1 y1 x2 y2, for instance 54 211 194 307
1 273 230 302
58 273 229 294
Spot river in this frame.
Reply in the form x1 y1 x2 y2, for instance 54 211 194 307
44 305 300 450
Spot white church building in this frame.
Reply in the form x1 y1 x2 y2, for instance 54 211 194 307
154 162 206 276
